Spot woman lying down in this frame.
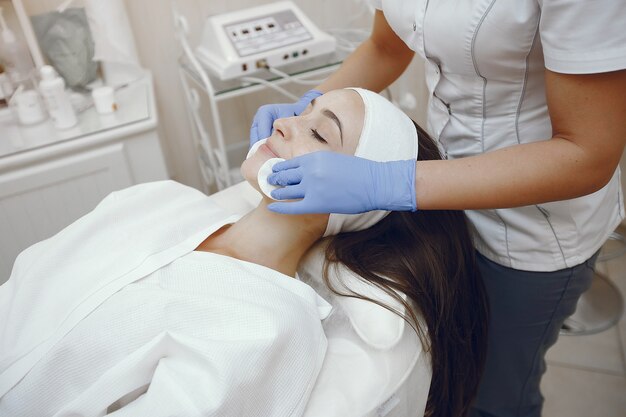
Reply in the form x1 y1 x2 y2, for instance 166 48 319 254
0 88 488 417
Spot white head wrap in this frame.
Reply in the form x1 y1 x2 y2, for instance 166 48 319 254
322 87 418 237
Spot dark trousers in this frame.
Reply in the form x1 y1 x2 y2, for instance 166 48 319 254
469 251 598 417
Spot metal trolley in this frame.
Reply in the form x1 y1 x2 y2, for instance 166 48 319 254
172 4 346 194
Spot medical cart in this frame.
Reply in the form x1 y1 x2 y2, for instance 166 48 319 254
173 5 349 193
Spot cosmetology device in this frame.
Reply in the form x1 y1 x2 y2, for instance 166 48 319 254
196 1 336 80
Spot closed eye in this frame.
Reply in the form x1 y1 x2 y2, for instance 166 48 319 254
310 128 327 143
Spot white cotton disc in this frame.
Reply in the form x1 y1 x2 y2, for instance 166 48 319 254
247 138 268 159
258 157 286 200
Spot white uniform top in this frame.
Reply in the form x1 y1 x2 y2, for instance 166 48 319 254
373 0 626 271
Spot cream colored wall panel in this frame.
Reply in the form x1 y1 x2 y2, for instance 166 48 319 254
124 0 202 188
0 143 134 283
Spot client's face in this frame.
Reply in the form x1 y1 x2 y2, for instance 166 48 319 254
242 89 364 193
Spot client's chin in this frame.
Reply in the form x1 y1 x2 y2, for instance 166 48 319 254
240 155 270 198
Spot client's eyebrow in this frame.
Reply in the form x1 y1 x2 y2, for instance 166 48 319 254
311 98 344 146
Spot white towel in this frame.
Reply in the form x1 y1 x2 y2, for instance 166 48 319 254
0 181 330 417
324 87 419 237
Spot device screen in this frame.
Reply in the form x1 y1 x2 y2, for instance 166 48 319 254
224 10 313 57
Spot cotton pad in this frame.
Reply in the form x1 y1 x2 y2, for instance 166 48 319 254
257 157 286 200
247 139 285 200
246 138 267 159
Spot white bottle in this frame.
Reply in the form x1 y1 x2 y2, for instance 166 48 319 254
39 65 77 129
0 6 34 85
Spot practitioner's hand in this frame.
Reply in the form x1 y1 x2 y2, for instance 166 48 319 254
267 152 417 214
249 90 323 147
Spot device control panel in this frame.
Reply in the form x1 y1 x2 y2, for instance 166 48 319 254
224 10 312 57
196 1 336 80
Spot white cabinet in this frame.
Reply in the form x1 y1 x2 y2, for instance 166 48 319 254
0 76 168 283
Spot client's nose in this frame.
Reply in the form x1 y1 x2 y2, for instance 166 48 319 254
272 117 298 141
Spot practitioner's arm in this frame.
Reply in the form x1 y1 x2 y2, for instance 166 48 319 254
267 69 626 214
413 69 626 210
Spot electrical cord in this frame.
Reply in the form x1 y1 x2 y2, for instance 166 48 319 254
242 25 371 92
249 54 393 102
264 65 328 86
240 75 300 101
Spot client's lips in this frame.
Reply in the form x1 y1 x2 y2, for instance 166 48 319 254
260 142 279 158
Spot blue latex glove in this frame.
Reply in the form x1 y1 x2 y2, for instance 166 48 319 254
267 151 417 215
249 89 323 147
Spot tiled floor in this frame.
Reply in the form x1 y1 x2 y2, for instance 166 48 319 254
541 231 626 417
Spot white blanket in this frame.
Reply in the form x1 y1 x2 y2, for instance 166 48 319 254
0 181 330 417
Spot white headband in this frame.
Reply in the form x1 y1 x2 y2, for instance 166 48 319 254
323 88 418 237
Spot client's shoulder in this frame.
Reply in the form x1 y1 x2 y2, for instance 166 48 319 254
96 180 206 209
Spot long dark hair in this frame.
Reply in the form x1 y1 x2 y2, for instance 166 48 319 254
322 122 488 417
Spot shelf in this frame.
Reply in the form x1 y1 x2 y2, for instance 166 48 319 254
179 50 347 100
0 75 154 162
